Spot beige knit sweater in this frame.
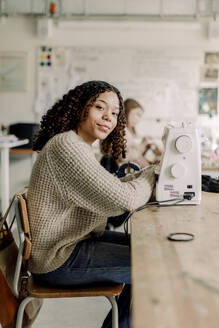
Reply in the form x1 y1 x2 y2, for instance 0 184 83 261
27 131 155 274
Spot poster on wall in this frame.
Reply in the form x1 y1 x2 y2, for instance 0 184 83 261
35 46 71 114
204 52 219 65
0 52 27 91
198 88 218 117
200 66 218 83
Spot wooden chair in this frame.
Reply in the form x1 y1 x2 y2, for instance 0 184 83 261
13 190 124 328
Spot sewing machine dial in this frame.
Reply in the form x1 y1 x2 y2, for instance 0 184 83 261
170 163 185 178
175 135 192 153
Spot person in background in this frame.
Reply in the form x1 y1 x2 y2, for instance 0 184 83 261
100 98 151 175
118 98 150 169
27 80 155 328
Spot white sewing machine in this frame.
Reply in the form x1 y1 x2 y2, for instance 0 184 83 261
156 122 201 205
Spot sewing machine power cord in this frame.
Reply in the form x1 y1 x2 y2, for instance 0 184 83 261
123 197 184 246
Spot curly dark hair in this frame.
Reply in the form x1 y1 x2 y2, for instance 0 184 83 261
33 80 126 159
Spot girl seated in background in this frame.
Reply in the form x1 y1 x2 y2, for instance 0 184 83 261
101 98 162 175
118 98 149 169
27 80 155 328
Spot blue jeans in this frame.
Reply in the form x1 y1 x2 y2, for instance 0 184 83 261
33 231 131 328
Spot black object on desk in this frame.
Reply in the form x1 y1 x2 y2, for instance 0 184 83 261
8 123 40 149
202 174 219 193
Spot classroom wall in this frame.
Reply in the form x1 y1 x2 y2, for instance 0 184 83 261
1 16 219 125
0 16 219 199
0 16 214 125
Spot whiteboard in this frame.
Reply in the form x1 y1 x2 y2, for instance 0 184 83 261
35 46 202 124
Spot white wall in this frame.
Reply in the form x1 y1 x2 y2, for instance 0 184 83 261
0 16 216 125
0 16 219 201
1 16 218 125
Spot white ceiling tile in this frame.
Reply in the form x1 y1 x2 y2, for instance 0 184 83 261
85 0 126 14
126 0 161 15
213 0 219 12
162 0 197 15
5 0 31 13
61 0 84 15
32 0 46 14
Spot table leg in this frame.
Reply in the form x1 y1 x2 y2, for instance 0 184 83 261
0 148 9 215
31 152 37 166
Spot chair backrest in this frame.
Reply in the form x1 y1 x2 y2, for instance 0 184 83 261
13 189 31 298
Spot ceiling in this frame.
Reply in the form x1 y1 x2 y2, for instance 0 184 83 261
0 0 219 21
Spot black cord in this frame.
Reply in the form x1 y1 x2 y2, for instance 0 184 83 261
123 197 184 245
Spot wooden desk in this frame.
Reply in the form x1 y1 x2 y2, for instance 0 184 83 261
131 192 219 328
202 167 219 171
9 148 35 155
9 148 37 165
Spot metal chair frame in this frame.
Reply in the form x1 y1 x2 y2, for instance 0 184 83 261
13 193 123 328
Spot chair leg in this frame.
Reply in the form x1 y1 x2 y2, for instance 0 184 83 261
16 296 35 328
106 296 119 328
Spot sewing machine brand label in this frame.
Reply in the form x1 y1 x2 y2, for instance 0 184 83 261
164 184 174 190
170 191 180 197
163 184 180 197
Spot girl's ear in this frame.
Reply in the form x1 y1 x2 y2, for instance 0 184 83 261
80 105 89 121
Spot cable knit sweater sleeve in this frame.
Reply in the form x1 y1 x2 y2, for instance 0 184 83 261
47 131 155 216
